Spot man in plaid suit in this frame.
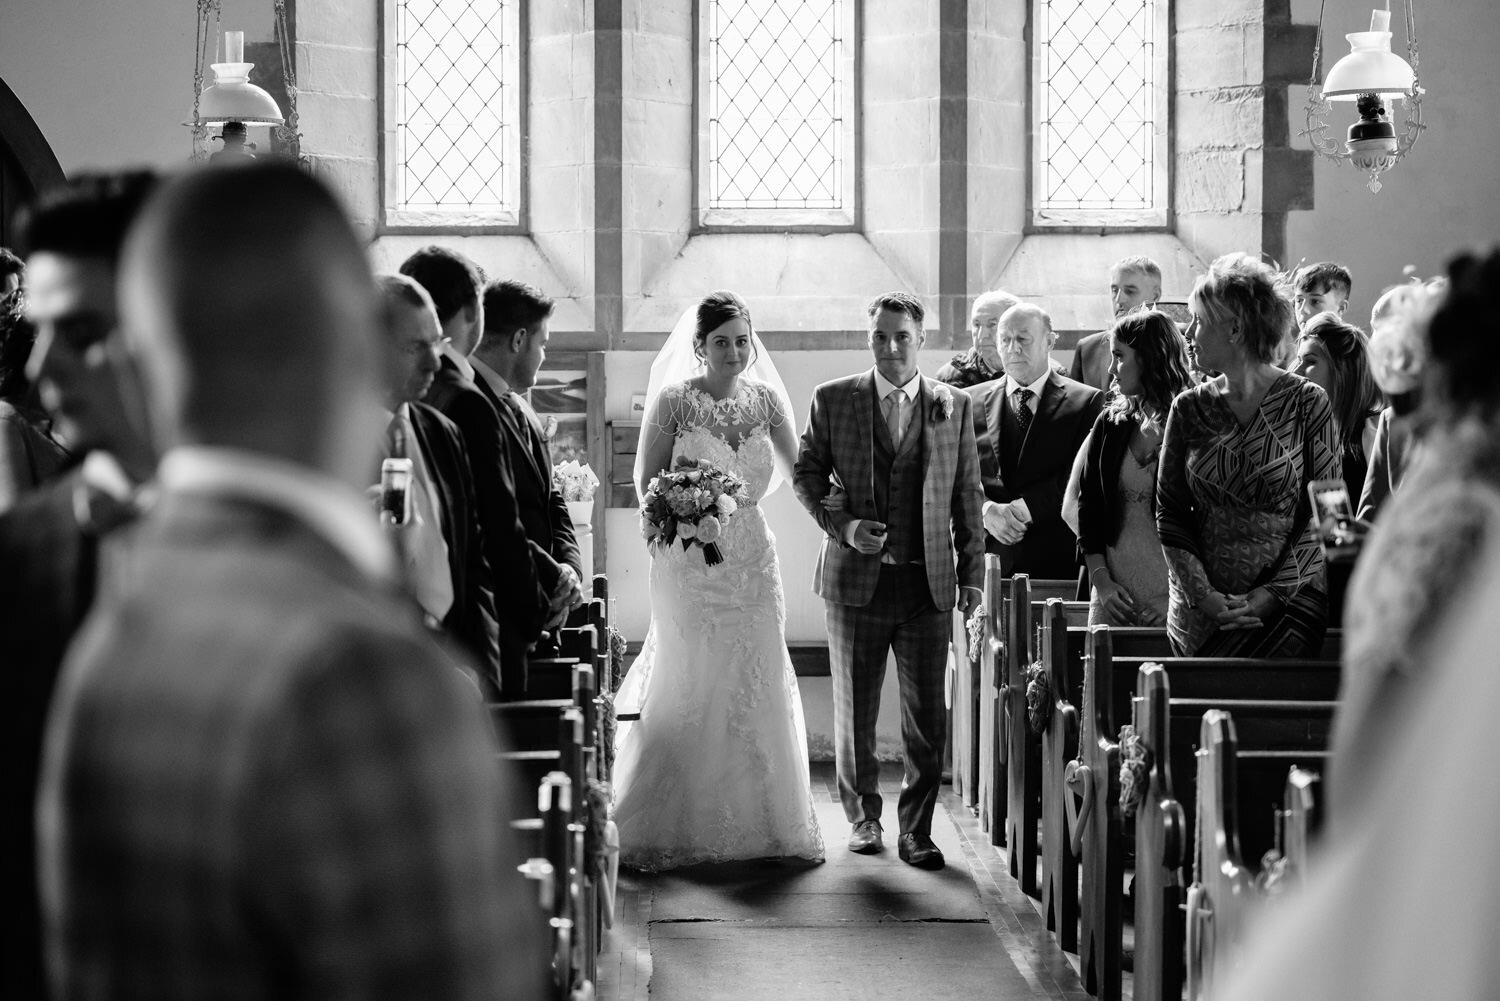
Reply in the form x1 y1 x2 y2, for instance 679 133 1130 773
37 164 545 1000
794 292 986 870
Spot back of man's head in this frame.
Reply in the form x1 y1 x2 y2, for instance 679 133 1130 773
119 163 381 485
399 245 483 326
482 279 553 342
15 172 159 265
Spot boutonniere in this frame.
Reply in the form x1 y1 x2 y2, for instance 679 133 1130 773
930 384 955 422
539 414 559 441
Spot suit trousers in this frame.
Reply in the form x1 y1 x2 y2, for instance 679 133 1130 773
825 562 949 836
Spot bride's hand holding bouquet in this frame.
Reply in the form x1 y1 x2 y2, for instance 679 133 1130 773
640 456 750 566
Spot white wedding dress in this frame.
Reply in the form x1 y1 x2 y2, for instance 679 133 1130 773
612 381 824 871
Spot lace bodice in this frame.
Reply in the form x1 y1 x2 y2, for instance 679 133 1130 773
659 381 783 501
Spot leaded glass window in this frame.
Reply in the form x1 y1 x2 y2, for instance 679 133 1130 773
1032 0 1169 228
698 0 857 228
382 0 523 230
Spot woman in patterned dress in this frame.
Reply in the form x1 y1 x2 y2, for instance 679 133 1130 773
1157 254 1340 656
1071 309 1195 627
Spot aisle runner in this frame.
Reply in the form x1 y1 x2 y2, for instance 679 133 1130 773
644 802 1034 1000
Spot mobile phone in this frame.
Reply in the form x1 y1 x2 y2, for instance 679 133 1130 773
1308 478 1358 561
380 456 414 525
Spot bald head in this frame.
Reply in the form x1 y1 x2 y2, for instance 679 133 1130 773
998 303 1057 386
119 163 382 485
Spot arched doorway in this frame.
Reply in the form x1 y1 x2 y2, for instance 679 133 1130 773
0 77 65 248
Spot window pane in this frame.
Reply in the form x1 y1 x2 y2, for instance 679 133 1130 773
1035 0 1161 218
393 0 513 216
706 0 847 212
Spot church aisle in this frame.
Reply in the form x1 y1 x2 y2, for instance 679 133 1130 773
598 764 1090 1001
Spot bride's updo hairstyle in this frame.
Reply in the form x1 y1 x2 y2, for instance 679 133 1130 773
694 290 757 365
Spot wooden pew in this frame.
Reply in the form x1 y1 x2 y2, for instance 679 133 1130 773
974 563 1077 833
1072 625 1125 1000
1183 712 1331 1001
514 770 589 1001
1135 684 1334 1001
1003 578 1089 891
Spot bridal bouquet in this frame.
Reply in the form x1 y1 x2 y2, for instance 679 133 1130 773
640 456 749 566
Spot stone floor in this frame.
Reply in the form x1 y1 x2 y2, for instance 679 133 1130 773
597 763 1094 1001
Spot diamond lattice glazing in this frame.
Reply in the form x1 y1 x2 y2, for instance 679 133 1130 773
1037 0 1157 212
707 0 846 211
395 0 511 213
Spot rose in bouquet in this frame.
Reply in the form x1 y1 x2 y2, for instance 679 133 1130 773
639 455 749 566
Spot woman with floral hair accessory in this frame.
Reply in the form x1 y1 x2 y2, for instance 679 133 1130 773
612 290 824 871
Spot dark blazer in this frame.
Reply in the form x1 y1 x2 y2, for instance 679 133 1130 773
1074 410 1137 560
407 402 502 690
37 490 546 1000
470 367 582 587
0 466 136 1001
970 371 1104 579
421 356 545 696
794 371 986 610
1068 329 1113 392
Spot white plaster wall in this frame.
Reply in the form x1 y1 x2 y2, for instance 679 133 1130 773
1286 0 1500 325
0 0 274 174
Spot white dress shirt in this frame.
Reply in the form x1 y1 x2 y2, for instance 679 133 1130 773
386 404 453 621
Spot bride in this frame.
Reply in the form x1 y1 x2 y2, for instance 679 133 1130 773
612 290 824 870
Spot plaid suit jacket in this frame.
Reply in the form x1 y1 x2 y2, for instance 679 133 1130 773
37 491 547 1001
794 370 986 610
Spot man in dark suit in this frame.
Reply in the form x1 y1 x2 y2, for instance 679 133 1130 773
398 246 545 697
795 292 985 870
1069 255 1162 391
375 274 501 692
38 163 545 1001
972 302 1103 579
0 171 160 1001
470 279 583 628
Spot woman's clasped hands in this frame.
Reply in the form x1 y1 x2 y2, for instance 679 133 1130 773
1199 586 1279 629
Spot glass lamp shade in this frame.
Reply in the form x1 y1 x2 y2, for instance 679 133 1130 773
1323 31 1417 101
195 61 284 126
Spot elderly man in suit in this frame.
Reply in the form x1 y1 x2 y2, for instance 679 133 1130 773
470 278 583 630
375 274 501 686
935 289 1020 389
795 291 985 870
1069 256 1162 391
398 246 546 698
0 171 160 1001
972 302 1103 579
37 163 545 1001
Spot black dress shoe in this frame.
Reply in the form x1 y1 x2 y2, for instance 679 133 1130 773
898 833 945 870
848 819 884 854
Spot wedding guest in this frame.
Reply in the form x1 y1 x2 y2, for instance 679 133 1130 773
0 246 23 295
470 279 583 631
971 302 1103 579
0 293 69 509
375 274 501 682
1333 247 1500 817
936 290 1018 389
38 161 546 1001
399 245 546 698
1070 256 1162 391
1290 313 1382 499
1158 253 1339 656
1066 310 1194 626
0 171 159 1001
1293 260 1353 328
1356 280 1442 523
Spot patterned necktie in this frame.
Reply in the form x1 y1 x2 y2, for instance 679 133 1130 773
884 391 906 445
1012 387 1034 438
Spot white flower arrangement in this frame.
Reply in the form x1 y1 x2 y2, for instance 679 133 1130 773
553 460 600 502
